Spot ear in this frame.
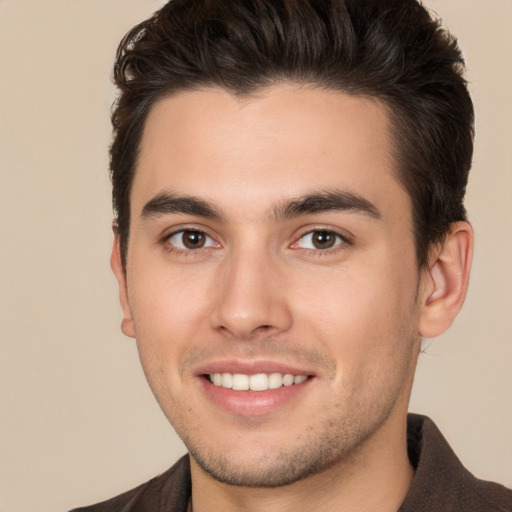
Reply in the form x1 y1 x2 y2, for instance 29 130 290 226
110 230 136 338
418 221 474 338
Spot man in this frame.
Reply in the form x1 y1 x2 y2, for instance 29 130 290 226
74 0 512 510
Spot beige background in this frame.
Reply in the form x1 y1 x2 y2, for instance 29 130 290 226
0 1 511 510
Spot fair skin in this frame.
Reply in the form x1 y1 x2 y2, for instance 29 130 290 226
111 85 473 512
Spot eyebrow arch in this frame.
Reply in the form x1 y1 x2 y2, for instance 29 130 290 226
272 190 381 221
140 189 380 223
140 192 224 222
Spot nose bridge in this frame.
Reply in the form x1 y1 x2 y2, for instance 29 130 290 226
209 239 291 339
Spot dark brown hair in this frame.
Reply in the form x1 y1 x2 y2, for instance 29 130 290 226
111 0 474 268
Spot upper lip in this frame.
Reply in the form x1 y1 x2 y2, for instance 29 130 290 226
195 359 315 377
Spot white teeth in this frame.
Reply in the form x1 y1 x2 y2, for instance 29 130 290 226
294 375 307 384
232 373 249 390
282 374 294 386
209 372 308 391
268 372 283 389
221 373 233 388
249 374 269 391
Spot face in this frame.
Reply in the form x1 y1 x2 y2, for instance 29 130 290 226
115 85 425 486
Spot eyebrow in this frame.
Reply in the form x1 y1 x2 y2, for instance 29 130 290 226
271 189 381 221
140 189 381 223
141 192 224 221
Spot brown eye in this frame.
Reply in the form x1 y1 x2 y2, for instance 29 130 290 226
182 231 206 249
296 230 344 250
311 231 336 249
167 230 215 250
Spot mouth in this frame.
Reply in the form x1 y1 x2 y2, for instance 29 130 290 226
196 362 315 416
206 372 309 391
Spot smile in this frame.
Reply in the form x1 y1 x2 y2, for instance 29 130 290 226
208 372 308 391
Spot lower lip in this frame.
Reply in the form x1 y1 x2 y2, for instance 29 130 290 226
199 376 313 416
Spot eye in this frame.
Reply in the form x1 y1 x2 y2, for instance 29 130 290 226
295 230 345 250
166 230 216 250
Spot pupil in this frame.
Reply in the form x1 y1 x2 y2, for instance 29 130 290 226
183 231 205 249
313 231 335 249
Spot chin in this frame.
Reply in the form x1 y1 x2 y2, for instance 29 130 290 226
190 447 333 488
184 421 371 488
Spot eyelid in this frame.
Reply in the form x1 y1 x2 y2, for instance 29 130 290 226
162 226 221 252
290 227 352 251
162 223 217 240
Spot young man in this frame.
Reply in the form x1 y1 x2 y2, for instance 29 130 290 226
74 0 512 510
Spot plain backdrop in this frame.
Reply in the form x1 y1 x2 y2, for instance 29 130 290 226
0 1 511 511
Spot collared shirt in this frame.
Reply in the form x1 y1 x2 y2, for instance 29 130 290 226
71 414 512 511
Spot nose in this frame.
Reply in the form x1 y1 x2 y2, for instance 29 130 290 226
209 248 293 340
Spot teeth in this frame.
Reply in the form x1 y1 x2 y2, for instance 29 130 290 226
209 372 308 391
221 373 233 388
282 374 294 386
249 374 268 391
268 372 283 389
294 375 307 384
232 374 249 390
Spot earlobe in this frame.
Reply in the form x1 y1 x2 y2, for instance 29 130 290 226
110 231 136 339
418 222 474 338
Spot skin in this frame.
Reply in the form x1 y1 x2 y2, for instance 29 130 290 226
111 85 473 512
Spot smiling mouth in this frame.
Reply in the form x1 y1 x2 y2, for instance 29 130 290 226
207 372 309 391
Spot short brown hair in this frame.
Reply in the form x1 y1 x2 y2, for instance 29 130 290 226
111 0 474 268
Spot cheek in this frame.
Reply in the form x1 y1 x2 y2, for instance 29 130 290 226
290 260 419 377
127 267 215 375
127 270 212 416
129 260 212 325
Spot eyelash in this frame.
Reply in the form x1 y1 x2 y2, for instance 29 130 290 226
292 229 351 256
162 228 351 256
162 228 218 256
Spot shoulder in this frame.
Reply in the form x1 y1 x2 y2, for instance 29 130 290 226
402 414 512 512
69 455 191 512
469 479 512 512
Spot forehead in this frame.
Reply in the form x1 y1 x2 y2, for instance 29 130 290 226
133 85 409 223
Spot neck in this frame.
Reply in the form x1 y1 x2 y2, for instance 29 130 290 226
190 407 414 512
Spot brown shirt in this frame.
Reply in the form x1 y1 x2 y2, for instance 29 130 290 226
71 414 512 511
